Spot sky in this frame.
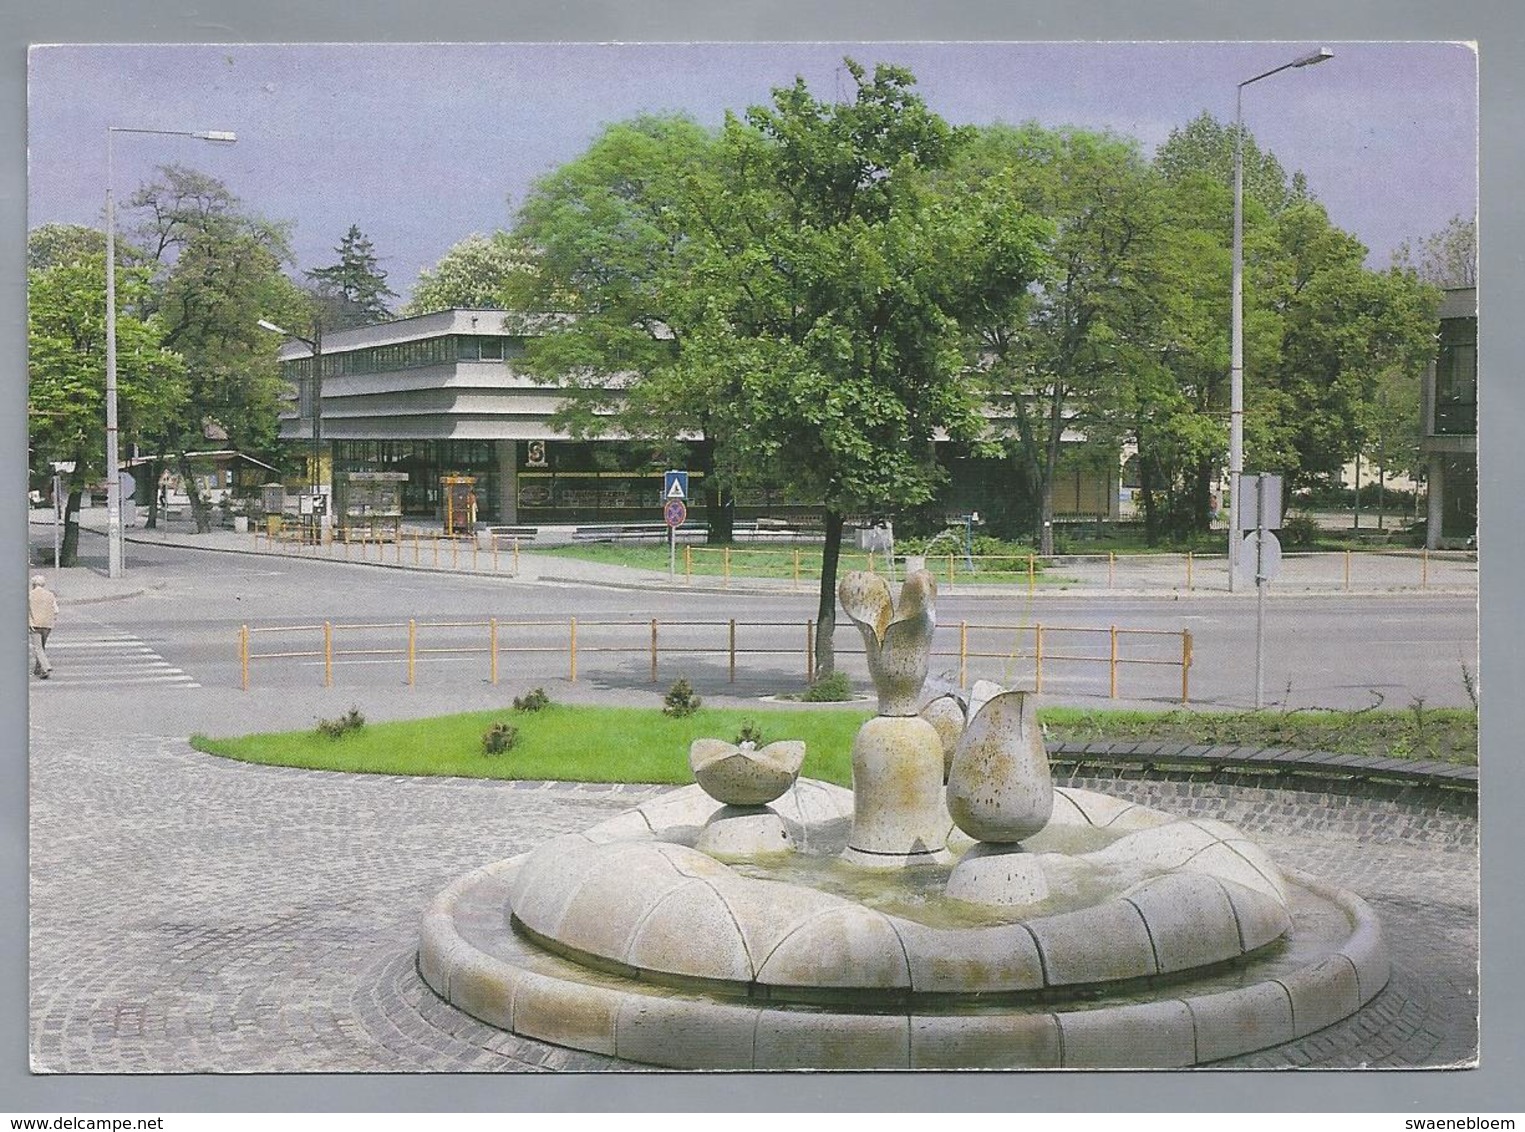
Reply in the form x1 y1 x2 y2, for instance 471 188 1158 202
26 41 1477 304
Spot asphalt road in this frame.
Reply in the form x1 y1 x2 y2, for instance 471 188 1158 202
30 529 1479 742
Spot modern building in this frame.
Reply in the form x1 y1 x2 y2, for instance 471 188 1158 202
1419 286 1477 548
275 308 1117 530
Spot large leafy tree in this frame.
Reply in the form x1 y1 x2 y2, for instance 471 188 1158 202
127 165 304 530
307 223 397 329
27 240 187 564
519 62 1046 674
402 231 535 315
511 113 731 533
1153 116 1438 519
956 124 1166 553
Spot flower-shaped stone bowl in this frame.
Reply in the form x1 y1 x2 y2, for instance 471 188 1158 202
689 739 807 807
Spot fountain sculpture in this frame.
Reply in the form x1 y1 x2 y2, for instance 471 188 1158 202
419 570 1388 1069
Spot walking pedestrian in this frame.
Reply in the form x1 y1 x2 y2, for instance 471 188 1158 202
29 574 57 679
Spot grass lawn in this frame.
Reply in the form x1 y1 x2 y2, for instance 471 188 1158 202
191 702 1477 784
193 704 872 786
530 542 1056 585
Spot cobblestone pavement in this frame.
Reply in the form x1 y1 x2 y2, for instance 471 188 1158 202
29 723 1477 1073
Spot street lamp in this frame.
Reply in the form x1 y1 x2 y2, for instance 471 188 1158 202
257 318 325 537
1228 48 1332 592
105 126 236 578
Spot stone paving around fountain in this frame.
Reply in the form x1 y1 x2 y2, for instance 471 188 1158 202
29 721 1477 1073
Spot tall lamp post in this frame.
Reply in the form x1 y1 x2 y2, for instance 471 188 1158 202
257 318 325 538
1228 48 1332 592
105 126 235 578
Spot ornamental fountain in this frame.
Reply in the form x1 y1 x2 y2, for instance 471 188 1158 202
418 570 1387 1069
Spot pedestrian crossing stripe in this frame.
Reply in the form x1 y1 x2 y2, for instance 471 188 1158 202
36 632 200 688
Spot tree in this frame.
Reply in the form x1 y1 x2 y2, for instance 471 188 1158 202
306 224 397 329
511 113 734 536
125 165 303 531
402 231 535 315
27 223 106 272
957 124 1167 553
27 243 187 564
520 63 1045 675
1392 214 1477 289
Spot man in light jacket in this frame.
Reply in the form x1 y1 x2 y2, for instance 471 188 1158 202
29 575 57 679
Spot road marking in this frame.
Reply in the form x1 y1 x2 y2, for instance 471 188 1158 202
32 630 200 689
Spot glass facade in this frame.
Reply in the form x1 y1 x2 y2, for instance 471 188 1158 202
1434 316 1477 436
333 439 500 521
281 334 523 383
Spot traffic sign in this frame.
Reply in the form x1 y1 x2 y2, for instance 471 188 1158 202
664 470 689 501
664 499 688 528
1237 530 1282 583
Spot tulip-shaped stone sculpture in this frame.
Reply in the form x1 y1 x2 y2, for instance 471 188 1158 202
945 690 1055 905
838 570 954 867
689 738 806 858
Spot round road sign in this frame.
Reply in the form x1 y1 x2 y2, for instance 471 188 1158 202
664 499 688 528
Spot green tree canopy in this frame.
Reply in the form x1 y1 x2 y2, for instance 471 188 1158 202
28 247 187 562
402 231 535 315
306 223 397 329
515 61 1048 673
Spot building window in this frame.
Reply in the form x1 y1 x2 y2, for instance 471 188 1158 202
1435 317 1477 436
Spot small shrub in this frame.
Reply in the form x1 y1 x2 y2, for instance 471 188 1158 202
663 677 702 718
803 671 854 702
513 687 551 712
481 721 519 756
735 718 766 747
1281 512 1319 549
316 706 365 739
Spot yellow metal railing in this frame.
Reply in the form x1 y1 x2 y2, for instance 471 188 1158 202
239 617 1194 702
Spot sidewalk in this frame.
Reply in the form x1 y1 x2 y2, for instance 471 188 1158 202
30 508 1480 599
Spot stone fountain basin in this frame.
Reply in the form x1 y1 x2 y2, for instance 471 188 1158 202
418 780 1389 1068
504 782 1291 997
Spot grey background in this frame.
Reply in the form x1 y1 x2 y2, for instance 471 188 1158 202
4 0 1516 1115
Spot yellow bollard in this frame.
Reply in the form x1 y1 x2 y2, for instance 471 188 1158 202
1108 551 1115 589
240 624 249 691
1181 629 1193 705
949 552 956 583
685 544 693 585
324 621 333 688
1186 551 1194 592
1027 554 1035 596
569 618 578 682
650 619 659 683
1109 625 1119 699
867 551 876 575
489 618 499 685
959 621 968 688
407 619 416 686
793 548 801 591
